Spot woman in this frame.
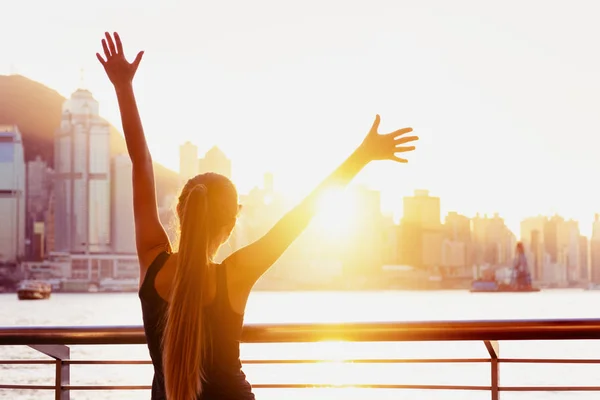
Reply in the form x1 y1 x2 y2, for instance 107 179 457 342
97 32 418 400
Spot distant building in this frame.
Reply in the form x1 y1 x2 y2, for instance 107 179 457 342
179 141 198 183
472 213 515 267
590 214 600 284
443 212 472 271
521 216 546 248
579 235 589 281
26 156 53 260
199 146 231 179
529 229 543 280
403 189 441 229
398 190 442 269
111 154 136 254
46 190 56 253
0 125 26 265
54 89 111 254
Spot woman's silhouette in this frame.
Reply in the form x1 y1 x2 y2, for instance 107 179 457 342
97 32 418 400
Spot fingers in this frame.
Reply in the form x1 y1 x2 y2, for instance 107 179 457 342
132 51 144 71
392 155 409 163
395 135 419 145
114 32 123 55
105 32 117 56
394 146 416 153
102 39 111 59
370 114 381 134
96 53 107 66
390 127 413 138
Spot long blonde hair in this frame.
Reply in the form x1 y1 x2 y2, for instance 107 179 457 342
162 173 238 400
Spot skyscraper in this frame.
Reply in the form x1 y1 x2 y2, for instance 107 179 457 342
26 156 53 260
590 214 600 284
472 213 515 266
398 190 442 268
0 125 26 265
111 154 136 254
199 146 232 179
179 141 198 182
54 89 111 254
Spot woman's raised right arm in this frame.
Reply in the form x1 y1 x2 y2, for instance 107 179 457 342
97 32 169 273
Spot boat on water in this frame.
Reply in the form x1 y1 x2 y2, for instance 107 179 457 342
585 283 600 291
470 279 540 293
17 280 52 300
470 242 540 293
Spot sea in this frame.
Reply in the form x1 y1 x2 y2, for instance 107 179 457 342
1 290 600 400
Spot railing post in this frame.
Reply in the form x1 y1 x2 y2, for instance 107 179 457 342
29 344 70 400
483 340 499 400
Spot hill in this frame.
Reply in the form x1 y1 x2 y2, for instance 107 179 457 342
0 74 179 200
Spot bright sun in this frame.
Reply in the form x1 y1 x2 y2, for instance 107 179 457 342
314 188 358 238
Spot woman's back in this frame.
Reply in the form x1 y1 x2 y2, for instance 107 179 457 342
139 251 255 400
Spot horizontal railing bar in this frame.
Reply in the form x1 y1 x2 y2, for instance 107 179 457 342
58 358 490 365
65 360 151 365
501 386 600 391
0 384 57 390
2 319 600 345
501 358 600 364
246 384 491 390
64 385 150 390
4 383 600 392
0 360 55 365
62 384 491 391
243 358 491 364
6 357 600 366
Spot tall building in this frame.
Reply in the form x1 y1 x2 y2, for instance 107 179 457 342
472 213 515 266
26 156 53 260
402 189 441 229
111 154 136 254
443 212 472 270
199 146 232 179
590 214 600 284
398 190 442 268
520 216 546 247
54 89 111 254
560 220 581 282
179 141 198 182
0 125 26 265
543 215 561 263
530 229 543 280
579 235 589 281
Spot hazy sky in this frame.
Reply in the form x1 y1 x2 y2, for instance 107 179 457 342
2 0 600 235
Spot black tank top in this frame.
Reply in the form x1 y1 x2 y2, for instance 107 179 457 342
139 251 255 400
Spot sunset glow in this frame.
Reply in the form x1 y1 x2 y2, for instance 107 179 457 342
3 0 600 234
314 189 358 238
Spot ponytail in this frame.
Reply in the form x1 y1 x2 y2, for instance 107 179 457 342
163 184 211 399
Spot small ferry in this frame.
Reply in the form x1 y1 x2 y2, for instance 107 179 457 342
470 242 540 293
470 279 540 293
17 280 52 300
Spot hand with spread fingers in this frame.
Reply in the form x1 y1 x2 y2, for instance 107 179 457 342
358 114 418 163
96 32 144 88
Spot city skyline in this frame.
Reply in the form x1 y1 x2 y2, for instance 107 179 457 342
3 0 600 236
178 138 600 238
2 96 599 290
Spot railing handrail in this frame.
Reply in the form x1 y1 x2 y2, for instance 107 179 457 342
2 319 600 345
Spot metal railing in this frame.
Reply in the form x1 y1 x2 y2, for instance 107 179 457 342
1 319 600 399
